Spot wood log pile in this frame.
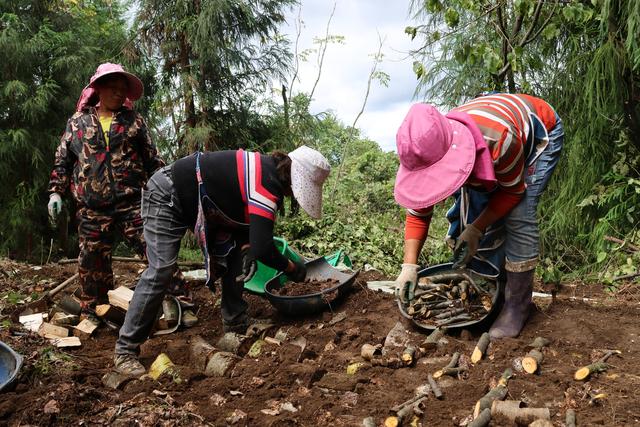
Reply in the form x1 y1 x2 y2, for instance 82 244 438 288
403 271 498 328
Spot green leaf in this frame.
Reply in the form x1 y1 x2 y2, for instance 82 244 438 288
404 26 417 41
412 61 425 79
596 251 607 263
444 8 460 28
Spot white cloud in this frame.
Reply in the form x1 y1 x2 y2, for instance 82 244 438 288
280 0 420 152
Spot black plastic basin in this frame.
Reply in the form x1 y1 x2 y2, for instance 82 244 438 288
265 257 359 316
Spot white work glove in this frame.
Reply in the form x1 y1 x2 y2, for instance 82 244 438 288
395 263 420 304
47 193 63 221
453 223 483 267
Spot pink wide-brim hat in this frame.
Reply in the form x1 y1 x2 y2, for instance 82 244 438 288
394 103 477 209
84 62 144 101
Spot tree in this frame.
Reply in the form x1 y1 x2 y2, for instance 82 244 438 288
0 0 131 258
135 0 295 155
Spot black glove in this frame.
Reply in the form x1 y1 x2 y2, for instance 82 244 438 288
286 260 307 283
237 246 257 283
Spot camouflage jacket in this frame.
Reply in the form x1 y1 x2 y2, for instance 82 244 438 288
48 106 165 209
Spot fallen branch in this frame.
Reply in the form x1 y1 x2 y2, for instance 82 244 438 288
471 332 490 364
574 349 621 381
491 400 550 425
57 256 203 268
473 368 513 418
604 235 640 252
434 352 464 378
427 373 443 399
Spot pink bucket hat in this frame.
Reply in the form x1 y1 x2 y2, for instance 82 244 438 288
288 145 331 219
85 62 144 101
394 103 477 209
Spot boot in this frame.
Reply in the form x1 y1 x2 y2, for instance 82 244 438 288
489 270 535 339
114 354 146 377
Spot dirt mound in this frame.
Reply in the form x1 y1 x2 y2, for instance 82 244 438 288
1 259 639 426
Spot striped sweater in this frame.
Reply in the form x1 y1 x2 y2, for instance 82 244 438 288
405 94 557 241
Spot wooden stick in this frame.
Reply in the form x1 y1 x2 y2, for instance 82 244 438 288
471 332 490 364
95 304 125 325
390 392 429 413
574 349 621 381
522 349 544 374
361 343 382 361
473 368 513 418
528 337 551 349
604 235 640 252
433 307 466 320
58 257 203 268
433 352 461 378
468 408 491 427
422 327 445 350
436 313 472 326
427 373 443 399
565 409 576 427
491 400 550 425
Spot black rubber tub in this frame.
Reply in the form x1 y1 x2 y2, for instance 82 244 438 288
397 262 502 331
265 257 359 316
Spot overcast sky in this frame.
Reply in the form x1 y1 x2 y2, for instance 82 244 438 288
280 0 420 152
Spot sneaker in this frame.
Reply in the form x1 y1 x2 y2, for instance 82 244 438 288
181 310 198 328
114 354 146 377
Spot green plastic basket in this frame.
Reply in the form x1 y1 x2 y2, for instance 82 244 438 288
244 237 302 294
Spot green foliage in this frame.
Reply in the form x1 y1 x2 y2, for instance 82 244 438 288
0 0 130 258
135 0 295 155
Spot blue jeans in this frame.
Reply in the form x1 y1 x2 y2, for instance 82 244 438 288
505 115 564 272
115 166 248 356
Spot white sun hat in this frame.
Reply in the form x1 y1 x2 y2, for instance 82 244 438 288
288 145 331 219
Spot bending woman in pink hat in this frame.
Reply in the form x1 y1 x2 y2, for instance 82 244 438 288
47 63 165 308
113 146 331 376
393 94 564 339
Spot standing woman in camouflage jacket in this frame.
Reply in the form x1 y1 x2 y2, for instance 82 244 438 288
47 63 165 309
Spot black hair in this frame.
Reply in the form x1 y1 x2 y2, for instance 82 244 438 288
270 151 298 215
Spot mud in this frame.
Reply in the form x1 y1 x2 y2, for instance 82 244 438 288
273 279 341 296
1 260 639 426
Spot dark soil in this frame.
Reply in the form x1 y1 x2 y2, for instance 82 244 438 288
273 279 340 296
1 259 640 426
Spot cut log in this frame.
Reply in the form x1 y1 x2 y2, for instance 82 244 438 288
471 332 490 364
204 351 240 377
361 344 382 361
362 417 376 427
427 373 443 399
73 318 99 338
401 346 417 366
473 368 513 418
529 419 554 427
51 312 79 327
19 312 48 332
565 409 576 427
190 336 216 371
383 417 399 427
49 336 81 348
490 400 550 425
422 327 445 350
574 350 621 381
468 408 491 427
102 371 135 389
371 357 403 369
107 286 135 311
216 333 255 356
522 349 544 374
58 295 82 315
95 304 125 325
38 322 69 339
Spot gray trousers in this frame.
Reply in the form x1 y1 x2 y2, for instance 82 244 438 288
115 166 249 356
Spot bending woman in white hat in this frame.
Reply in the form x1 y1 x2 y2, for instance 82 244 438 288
113 146 330 376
